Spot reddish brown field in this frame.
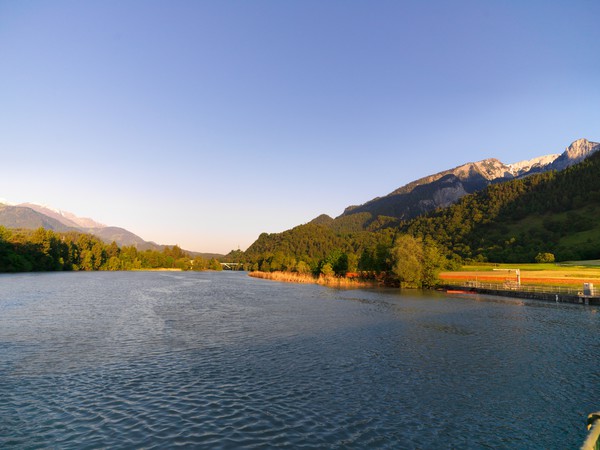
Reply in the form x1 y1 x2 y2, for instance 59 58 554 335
440 269 600 288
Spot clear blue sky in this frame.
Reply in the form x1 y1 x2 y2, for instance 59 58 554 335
1 1 599 253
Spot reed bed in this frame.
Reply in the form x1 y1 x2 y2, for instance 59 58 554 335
248 271 378 288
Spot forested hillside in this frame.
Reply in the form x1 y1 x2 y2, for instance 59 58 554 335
245 223 396 274
243 147 600 275
405 149 600 262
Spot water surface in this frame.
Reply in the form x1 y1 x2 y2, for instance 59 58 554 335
0 271 598 448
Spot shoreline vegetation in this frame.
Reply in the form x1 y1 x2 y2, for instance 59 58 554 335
0 226 226 272
248 270 381 288
250 262 600 297
4 223 600 297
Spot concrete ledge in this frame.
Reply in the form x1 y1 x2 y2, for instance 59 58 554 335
444 285 600 305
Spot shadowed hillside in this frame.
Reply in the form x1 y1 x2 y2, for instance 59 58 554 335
244 139 600 270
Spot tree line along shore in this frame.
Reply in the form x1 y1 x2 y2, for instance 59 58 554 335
8 225 600 292
0 226 223 272
0 226 443 288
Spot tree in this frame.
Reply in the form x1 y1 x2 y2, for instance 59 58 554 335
295 260 311 274
164 245 187 260
347 252 359 273
119 245 139 270
320 263 334 277
192 256 208 271
91 242 105 270
325 249 348 276
389 234 424 288
422 238 446 287
535 252 555 263
106 241 120 259
208 258 223 271
107 256 122 271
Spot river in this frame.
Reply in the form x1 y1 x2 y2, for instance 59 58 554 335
0 271 597 448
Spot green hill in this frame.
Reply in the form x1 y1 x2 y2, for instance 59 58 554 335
405 149 600 263
244 145 600 271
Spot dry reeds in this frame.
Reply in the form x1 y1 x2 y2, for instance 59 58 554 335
248 271 378 288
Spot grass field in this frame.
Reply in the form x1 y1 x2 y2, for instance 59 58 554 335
440 261 600 289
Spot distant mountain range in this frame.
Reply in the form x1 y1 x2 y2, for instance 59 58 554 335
20 203 107 229
338 138 600 223
3 138 597 262
0 202 163 251
0 202 223 257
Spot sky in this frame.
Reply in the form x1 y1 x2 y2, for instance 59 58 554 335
1 0 599 254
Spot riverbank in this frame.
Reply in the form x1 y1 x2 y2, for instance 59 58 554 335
440 263 600 305
248 271 378 288
443 283 600 305
440 263 600 289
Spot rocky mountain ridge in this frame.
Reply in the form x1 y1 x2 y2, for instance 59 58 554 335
507 153 560 176
341 138 599 221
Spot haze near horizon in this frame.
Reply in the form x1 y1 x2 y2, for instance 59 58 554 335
1 1 599 253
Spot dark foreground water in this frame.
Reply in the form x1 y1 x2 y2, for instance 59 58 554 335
0 271 598 449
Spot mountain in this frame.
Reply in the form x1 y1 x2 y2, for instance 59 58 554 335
0 202 224 257
340 138 599 222
403 147 600 262
243 137 600 269
0 203 163 251
17 204 162 250
546 138 600 171
81 226 162 251
20 203 106 229
507 153 560 176
0 204 75 232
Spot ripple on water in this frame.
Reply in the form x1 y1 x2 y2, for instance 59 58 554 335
0 272 598 449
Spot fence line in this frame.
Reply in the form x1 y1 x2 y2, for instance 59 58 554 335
456 280 585 296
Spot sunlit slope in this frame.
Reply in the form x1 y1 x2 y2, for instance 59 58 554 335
405 149 600 262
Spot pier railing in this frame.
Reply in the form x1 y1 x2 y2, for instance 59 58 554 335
446 280 600 305
458 280 583 296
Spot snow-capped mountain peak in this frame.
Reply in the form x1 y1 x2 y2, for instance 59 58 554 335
18 203 106 229
0 198 16 206
507 154 560 176
341 137 600 220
